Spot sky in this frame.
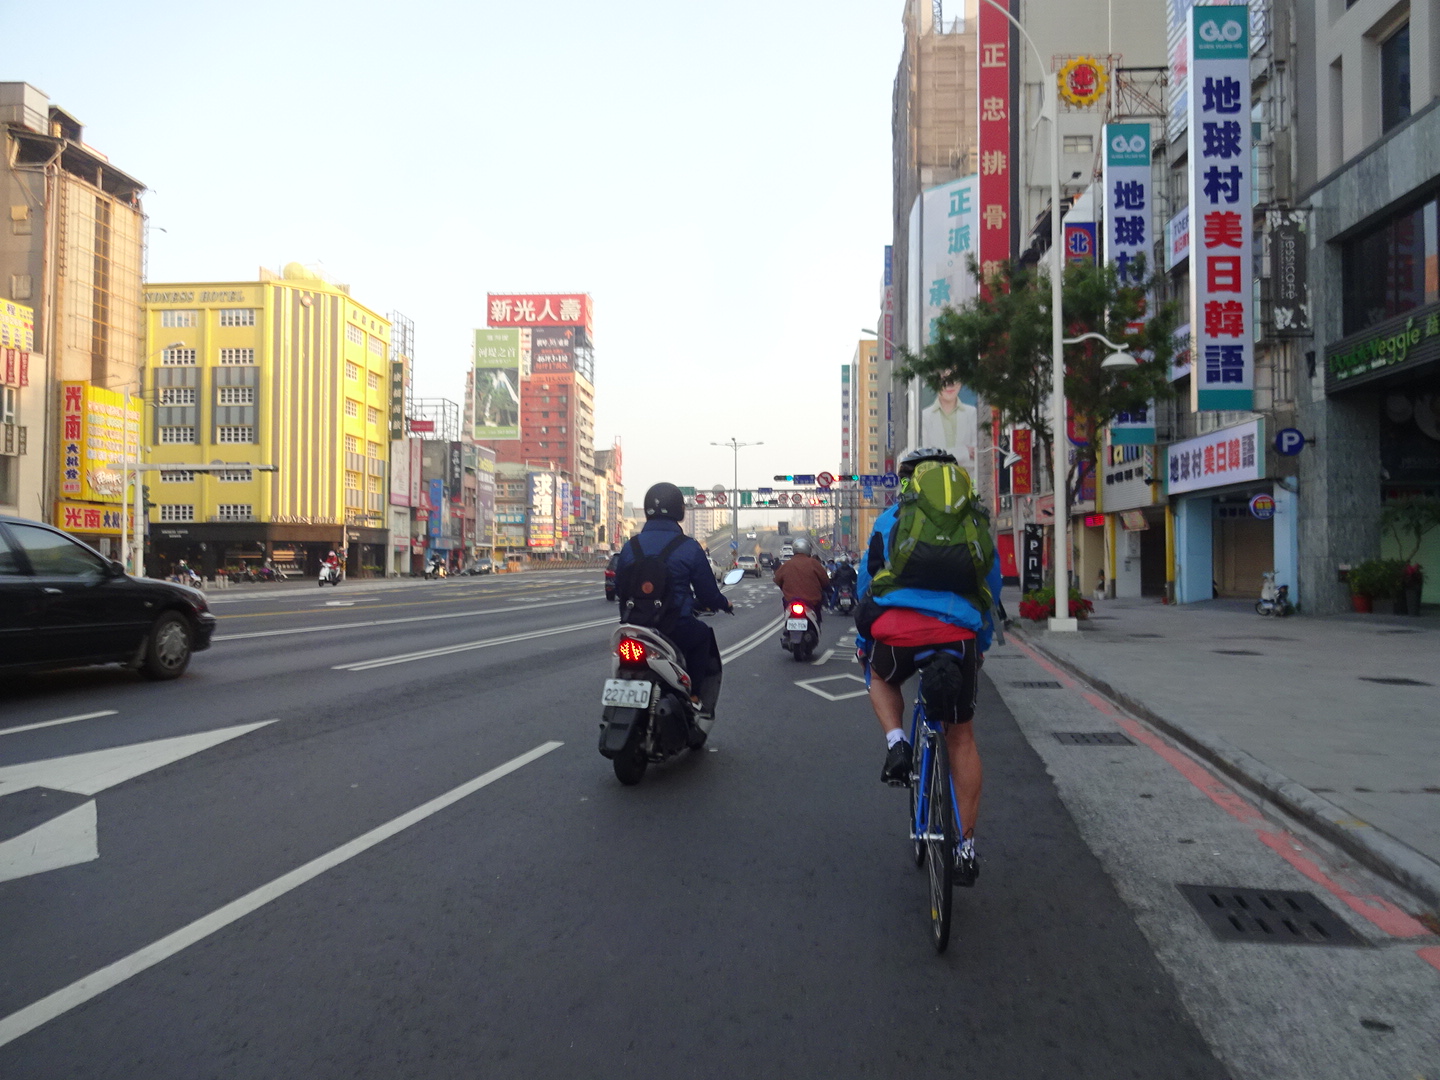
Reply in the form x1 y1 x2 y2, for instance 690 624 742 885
15 0 900 505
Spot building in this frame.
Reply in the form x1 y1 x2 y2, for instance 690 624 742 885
843 337 885 549
140 264 391 579
0 83 145 551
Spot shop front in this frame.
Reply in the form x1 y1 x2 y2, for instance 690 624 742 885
344 524 390 578
1100 443 1164 598
148 521 356 581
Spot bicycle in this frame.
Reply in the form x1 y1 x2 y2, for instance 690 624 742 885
905 651 965 953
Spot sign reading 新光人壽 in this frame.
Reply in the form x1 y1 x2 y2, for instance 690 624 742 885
1325 303 1440 395
1104 121 1157 446
485 294 591 331
1188 5 1253 412
1165 419 1263 495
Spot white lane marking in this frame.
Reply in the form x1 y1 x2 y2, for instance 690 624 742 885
0 741 563 1050
719 617 785 664
795 674 869 701
215 595 593 641
334 618 616 672
0 801 98 884
324 601 356 607
0 722 278 798
811 649 836 666
0 711 117 737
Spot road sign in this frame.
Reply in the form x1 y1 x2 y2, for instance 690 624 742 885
863 485 874 499
816 471 835 489
714 491 728 506
881 472 899 489
1274 428 1306 456
694 493 707 506
740 491 752 506
679 486 695 497
712 484 726 494
729 540 738 549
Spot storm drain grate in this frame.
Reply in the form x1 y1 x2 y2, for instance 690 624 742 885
1053 731 1134 746
1011 680 1064 689
1178 885 1365 946
1358 676 1433 686
1213 649 1263 656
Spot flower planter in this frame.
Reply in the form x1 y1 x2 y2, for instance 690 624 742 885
1351 594 1373 614
1404 584 1423 616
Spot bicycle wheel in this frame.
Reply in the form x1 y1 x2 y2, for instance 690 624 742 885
909 737 926 867
925 729 955 952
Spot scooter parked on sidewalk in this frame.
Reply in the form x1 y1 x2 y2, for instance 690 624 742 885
1256 571 1291 616
781 598 821 661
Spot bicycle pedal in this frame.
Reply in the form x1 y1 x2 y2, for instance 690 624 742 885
884 777 912 789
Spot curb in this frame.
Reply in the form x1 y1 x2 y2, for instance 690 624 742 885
1012 625 1440 915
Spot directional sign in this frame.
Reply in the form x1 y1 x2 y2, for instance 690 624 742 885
740 491 752 507
863 485 874 499
816 471 835 489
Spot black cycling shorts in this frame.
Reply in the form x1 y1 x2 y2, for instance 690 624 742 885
866 639 979 725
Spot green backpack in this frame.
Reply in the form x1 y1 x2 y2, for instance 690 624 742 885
869 460 995 612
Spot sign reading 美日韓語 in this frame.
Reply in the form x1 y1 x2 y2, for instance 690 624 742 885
1187 5 1253 412
977 0 1011 299
1104 122 1157 445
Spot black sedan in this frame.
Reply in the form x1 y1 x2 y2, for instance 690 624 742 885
0 515 216 680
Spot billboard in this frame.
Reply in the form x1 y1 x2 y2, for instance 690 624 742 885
447 441 464 502
978 3 1012 295
389 438 411 506
472 328 521 439
486 294 592 333
530 327 575 374
389 360 407 440
59 382 141 504
528 471 556 550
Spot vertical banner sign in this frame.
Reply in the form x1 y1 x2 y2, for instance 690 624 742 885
840 363 851 467
1064 222 1097 267
1104 121 1158 445
1188 6 1253 411
977 1 1012 297
472 328 521 439
447 441 463 503
388 360 407 440
1022 523 1045 593
882 246 895 363
919 176 982 475
1011 427 1034 494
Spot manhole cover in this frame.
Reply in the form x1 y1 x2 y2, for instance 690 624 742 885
1358 676 1433 686
1053 731 1134 746
1011 681 1064 689
1213 649 1262 656
1178 885 1364 945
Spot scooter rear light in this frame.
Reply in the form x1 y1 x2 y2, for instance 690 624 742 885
789 602 806 616
617 637 647 664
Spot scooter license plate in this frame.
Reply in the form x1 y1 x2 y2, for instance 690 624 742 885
601 679 654 708
786 618 809 631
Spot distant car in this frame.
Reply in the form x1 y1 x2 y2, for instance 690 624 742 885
0 514 216 680
736 555 759 577
758 552 775 569
746 531 757 540
780 544 794 558
461 558 494 576
605 552 620 601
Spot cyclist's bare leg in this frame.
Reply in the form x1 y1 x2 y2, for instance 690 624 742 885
868 677 905 736
945 721 982 839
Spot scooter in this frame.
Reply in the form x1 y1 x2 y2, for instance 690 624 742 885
781 598 821 661
599 568 745 785
318 562 343 586
835 583 857 616
1256 571 1291 616
424 562 446 580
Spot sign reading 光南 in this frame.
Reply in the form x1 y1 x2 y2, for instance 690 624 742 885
1187 5 1253 411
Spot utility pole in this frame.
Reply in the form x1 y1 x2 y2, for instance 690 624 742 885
710 438 761 565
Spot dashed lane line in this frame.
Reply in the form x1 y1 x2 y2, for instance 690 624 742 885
214 596 595 642
0 711 118 737
333 618 617 671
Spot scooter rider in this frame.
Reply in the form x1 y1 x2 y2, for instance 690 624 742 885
773 536 830 621
614 482 734 720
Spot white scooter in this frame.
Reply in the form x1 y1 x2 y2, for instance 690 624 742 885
599 568 745 785
318 562 343 586
781 598 821 661
1256 571 1291 616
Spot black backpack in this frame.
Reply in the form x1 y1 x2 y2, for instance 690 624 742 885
616 534 688 631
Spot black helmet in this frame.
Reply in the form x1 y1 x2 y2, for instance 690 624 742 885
644 482 686 522
898 446 957 478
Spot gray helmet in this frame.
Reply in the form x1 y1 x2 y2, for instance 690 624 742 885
899 446 958 479
792 537 813 556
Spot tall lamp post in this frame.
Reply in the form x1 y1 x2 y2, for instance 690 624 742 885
710 438 761 564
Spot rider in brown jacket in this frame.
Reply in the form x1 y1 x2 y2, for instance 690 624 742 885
773 537 831 614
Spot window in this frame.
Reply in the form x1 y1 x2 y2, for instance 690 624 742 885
0 530 20 575
219 348 255 365
218 309 255 327
159 504 195 522
366 406 380 425
346 324 364 345
216 426 254 443
1380 22 1411 134
160 310 197 328
214 504 253 521
217 386 254 405
345 434 359 453
869 442 879 451
159 426 195 443
161 347 196 366
368 475 381 493
368 336 384 355
216 468 252 482
367 371 380 390
1063 134 1093 155
346 361 359 380
345 471 361 489
159 469 195 482
345 399 360 418
367 441 381 457
1342 196 1436 334
159 387 195 406
9 523 106 576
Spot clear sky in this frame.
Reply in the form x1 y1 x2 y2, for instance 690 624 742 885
15 0 899 505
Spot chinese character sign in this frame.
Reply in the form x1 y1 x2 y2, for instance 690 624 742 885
57 382 139 504
472 328 521 440
1165 419 1261 495
977 3 1012 297
1104 122 1157 445
1187 6 1253 411
486 294 591 332
528 472 556 550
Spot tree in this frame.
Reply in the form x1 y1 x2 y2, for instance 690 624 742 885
897 258 1182 506
1381 497 1440 562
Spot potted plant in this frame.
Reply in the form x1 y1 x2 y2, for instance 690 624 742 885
1347 559 1396 613
1018 586 1095 622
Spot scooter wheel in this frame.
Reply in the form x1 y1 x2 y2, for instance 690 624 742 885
1255 601 1268 615
613 745 647 785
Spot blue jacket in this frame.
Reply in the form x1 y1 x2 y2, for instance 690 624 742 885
857 503 1003 652
615 519 728 620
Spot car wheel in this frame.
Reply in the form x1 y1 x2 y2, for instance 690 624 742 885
139 611 193 680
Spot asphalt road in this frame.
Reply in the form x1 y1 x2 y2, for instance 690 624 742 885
1 572 1435 1078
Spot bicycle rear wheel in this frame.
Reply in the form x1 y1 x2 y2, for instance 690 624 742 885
925 729 955 952
909 739 926 867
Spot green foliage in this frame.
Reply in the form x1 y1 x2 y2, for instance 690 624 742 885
1348 558 1406 598
1380 497 1440 562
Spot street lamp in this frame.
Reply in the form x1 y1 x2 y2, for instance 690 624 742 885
710 438 761 563
1063 330 1139 370
979 444 1025 470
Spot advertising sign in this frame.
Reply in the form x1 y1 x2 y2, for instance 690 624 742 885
1188 5 1254 411
0 299 34 352
1165 206 1190 271
1011 427 1033 495
1166 418 1262 494
389 360 407 440
1267 210 1311 337
1022 523 1045 593
531 327 575 374
1105 125 1158 444
58 382 140 504
409 419 435 434
56 501 124 535
486 294 592 332
409 439 423 508
1103 443 1157 512
528 471 556 550
882 246 895 362
472 328 521 440
389 438 411 506
447 441 464 502
1325 302 1440 393
1064 222 1098 267
977 2 1012 296
1249 493 1275 519
428 478 444 538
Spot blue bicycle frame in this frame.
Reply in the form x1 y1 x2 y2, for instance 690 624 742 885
908 649 966 847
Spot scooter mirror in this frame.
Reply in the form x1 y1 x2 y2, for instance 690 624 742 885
722 568 746 586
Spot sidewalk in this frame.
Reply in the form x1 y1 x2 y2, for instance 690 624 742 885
1008 593 1440 910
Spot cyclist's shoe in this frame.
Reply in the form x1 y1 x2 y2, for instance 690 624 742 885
881 739 912 786
954 838 979 888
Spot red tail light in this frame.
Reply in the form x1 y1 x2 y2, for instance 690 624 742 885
789 602 806 616
617 637 647 664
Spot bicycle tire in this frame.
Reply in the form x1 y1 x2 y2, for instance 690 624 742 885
925 729 955 952
909 738 926 868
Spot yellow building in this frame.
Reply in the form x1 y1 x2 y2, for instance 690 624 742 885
852 337 884 545
141 263 391 578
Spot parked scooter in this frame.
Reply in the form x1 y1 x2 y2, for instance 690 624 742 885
424 560 447 580
598 568 745 785
1256 571 1291 616
781 598 821 661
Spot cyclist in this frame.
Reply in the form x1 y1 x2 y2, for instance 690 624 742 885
856 447 1002 887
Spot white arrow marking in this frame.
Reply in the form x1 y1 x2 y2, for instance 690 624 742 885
0 802 98 883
